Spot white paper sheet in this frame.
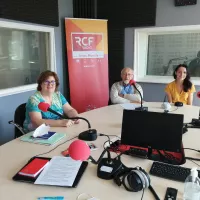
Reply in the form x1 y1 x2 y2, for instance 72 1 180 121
34 156 82 187
33 123 50 137
120 103 140 110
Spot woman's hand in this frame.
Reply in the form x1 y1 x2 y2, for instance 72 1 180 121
74 119 80 124
60 119 74 127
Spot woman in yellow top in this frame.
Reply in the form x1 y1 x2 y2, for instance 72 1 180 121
165 64 196 105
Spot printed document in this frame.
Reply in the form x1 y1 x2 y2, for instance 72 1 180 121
35 156 82 186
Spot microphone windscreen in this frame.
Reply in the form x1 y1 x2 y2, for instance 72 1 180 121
68 140 90 161
38 102 50 112
129 79 136 85
197 91 200 98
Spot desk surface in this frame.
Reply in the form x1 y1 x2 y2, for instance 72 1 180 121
0 102 199 200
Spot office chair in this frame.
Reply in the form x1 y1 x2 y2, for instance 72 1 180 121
108 98 112 105
9 103 26 138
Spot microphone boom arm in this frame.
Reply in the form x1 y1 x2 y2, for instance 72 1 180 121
132 83 148 111
132 84 143 109
45 107 97 141
48 108 91 128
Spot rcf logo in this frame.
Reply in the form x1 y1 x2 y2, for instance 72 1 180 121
72 33 103 51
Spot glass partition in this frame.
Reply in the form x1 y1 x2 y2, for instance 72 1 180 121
0 28 49 90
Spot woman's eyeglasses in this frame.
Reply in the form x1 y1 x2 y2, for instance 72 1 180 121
43 80 56 85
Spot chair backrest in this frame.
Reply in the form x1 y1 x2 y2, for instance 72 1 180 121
14 103 26 138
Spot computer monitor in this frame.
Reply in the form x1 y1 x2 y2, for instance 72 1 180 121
121 110 184 153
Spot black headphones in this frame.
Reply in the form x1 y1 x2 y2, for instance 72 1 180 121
113 166 160 200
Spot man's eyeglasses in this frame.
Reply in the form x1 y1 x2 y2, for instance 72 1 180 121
122 73 133 76
43 80 56 85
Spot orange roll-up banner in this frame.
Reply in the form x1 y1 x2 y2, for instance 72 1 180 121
65 18 109 113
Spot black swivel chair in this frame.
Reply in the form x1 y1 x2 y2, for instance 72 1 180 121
9 103 26 138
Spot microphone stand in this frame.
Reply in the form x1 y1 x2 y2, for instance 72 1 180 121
89 148 122 180
47 107 97 141
132 84 148 111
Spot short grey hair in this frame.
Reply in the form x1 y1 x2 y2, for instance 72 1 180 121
121 67 134 75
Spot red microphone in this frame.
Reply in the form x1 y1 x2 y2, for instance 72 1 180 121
68 140 91 161
38 102 65 118
197 91 200 98
38 102 50 112
129 80 148 111
129 79 136 85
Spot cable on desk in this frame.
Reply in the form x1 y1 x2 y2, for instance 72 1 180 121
103 134 121 139
183 148 200 152
185 156 200 162
169 106 179 112
99 133 111 147
149 185 160 200
76 193 93 200
186 158 200 168
34 136 78 157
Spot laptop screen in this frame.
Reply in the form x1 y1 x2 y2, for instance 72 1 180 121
121 110 184 152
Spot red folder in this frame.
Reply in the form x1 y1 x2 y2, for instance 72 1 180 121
18 158 49 177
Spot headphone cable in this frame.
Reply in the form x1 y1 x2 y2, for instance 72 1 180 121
34 136 78 157
141 188 144 200
149 185 160 200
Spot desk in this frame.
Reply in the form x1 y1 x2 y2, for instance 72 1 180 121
0 103 199 200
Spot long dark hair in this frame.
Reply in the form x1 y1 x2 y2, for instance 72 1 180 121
173 64 192 92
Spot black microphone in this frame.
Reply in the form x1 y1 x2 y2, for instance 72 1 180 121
129 80 148 111
8 120 26 135
38 102 97 141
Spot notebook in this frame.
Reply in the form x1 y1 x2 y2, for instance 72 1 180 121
31 131 56 140
18 158 49 177
20 132 66 145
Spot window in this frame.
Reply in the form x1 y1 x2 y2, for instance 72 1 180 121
0 20 56 97
134 25 200 85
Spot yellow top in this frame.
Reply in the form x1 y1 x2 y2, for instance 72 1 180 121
165 81 196 105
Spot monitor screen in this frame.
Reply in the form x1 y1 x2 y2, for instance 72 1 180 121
121 110 184 152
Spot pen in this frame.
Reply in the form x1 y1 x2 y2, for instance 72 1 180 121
38 197 64 200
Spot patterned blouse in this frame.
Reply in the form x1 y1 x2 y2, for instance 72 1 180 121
23 91 67 132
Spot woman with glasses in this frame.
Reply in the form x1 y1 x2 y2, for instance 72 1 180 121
23 70 79 132
165 64 196 105
110 67 143 104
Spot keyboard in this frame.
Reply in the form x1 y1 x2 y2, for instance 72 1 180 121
150 162 200 182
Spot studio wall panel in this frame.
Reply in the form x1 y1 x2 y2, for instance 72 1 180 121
0 0 59 26
97 0 157 87
73 0 95 18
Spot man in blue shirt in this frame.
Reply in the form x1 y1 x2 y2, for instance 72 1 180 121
110 67 143 104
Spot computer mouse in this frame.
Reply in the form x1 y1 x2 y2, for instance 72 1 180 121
174 102 183 107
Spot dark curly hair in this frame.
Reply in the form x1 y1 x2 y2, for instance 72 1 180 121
173 64 192 92
37 70 59 91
